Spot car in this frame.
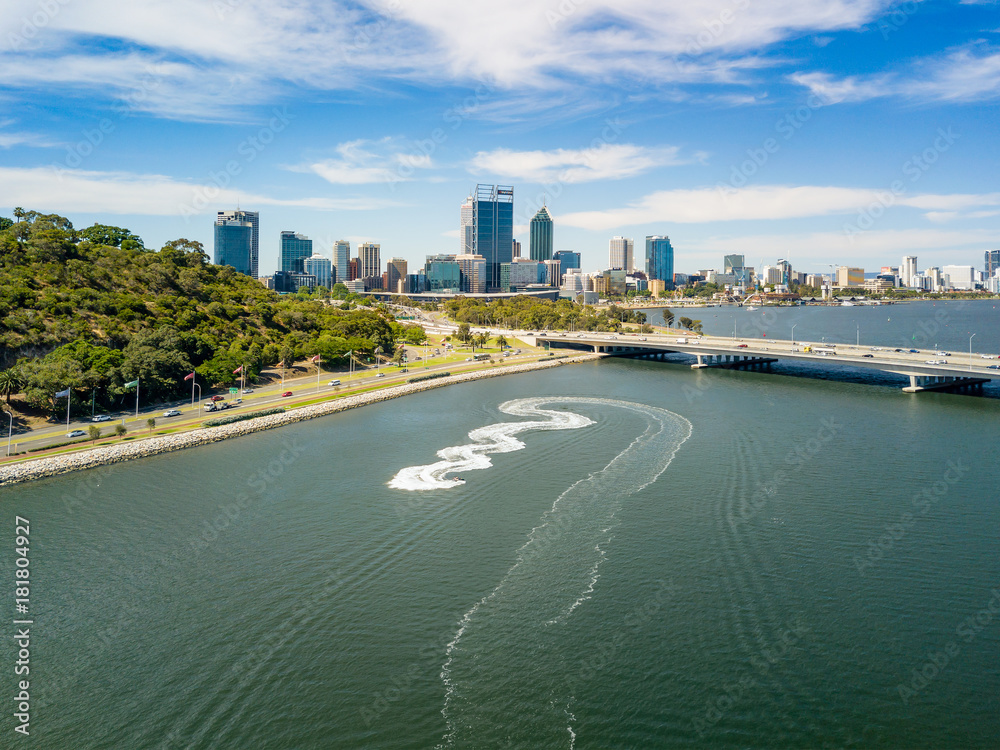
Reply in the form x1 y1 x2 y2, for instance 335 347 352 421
162 410 181 417
465 357 473 361
861 354 874 358
909 349 919 353
242 388 254 394
91 414 112 422
281 391 293 397
737 344 748 348
400 367 407 372
376 372 385 378
893 348 904 353
210 395 225 401
204 404 217 412
870 347 881 351
987 364 1000 370
67 429 86 438
924 359 947 365
980 355 995 359
328 379 341 386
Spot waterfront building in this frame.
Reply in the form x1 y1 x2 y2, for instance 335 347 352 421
334 240 351 285
386 258 408 294
777 259 792 286
471 184 514 290
648 278 666 296
609 237 634 271
834 266 864 288
303 254 332 289
759 265 783 286
214 217 253 276
456 253 487 293
425 254 462 293
805 274 826 288
553 251 580 274
508 259 545 291
724 254 749 286
941 264 976 290
901 255 918 287
358 242 381 289
279 231 313 275
217 209 259 278
529 206 553 261
645 236 674 286
984 250 1000 278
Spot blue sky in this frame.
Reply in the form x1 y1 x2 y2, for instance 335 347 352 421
1 0 998 276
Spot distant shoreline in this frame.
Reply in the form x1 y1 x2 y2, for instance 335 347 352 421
0 353 603 488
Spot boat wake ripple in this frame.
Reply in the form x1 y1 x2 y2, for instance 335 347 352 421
424 397 692 748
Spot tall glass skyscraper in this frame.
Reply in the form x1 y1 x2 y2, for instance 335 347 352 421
985 250 1000 277
214 219 253 276
334 240 351 286
303 255 332 289
472 184 513 291
280 231 313 274
609 236 634 271
553 251 580 273
645 235 674 286
217 209 258 278
529 206 553 261
460 196 474 254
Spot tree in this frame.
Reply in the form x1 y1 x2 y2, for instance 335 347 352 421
146 418 156 434
114 424 127 438
88 425 102 443
457 322 471 344
475 332 490 350
0 217 12 232
78 223 145 250
392 348 406 366
403 326 427 346
0 368 23 404
495 334 509 350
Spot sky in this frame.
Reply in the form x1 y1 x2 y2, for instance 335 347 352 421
1 0 998 277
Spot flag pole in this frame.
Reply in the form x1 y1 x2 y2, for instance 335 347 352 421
191 375 195 408
66 388 70 428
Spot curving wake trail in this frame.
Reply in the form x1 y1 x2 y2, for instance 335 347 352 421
392 397 692 748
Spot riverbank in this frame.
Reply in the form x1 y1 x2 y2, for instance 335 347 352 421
0 353 603 487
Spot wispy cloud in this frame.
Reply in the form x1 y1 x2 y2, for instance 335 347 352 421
0 166 399 215
468 143 703 184
296 138 434 186
0 119 61 148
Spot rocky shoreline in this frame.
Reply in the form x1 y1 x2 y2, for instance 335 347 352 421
0 354 603 488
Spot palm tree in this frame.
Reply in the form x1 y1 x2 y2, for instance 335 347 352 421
12 207 24 222
476 332 490 350
0 368 23 404
495 334 508 350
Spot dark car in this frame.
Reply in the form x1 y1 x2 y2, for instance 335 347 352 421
861 354 874 358
988 365 1000 370
908 349 919 353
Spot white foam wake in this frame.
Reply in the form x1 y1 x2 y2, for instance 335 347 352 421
388 399 595 490
432 397 693 747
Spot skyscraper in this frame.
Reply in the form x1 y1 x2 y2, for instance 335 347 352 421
645 236 674 286
358 242 381 288
724 254 748 286
472 184 514 290
901 255 917 288
279 231 312 275
460 195 474 254
214 217 253 276
386 257 408 294
985 250 1000 277
609 237 634 271
456 254 487 293
777 259 792 286
529 206 553 261
334 240 351 286
217 209 259 278
303 255 332 289
512 239 521 258
553 251 580 274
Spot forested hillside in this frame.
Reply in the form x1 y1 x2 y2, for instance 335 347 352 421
0 210 405 415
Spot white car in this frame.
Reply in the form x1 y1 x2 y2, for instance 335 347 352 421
67 430 86 438
162 410 181 417
924 359 948 365
91 414 112 422
328 379 341 386
376 372 385 378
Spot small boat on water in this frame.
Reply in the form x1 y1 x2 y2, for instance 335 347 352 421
746 305 757 310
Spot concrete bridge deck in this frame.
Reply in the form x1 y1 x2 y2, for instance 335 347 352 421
526 332 999 394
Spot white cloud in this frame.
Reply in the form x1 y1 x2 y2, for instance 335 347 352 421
299 138 434 186
0 166 398 215
469 143 702 184
558 184 1000 230
791 44 1000 103
0 119 61 148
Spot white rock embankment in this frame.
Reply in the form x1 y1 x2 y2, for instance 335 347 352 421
0 354 603 487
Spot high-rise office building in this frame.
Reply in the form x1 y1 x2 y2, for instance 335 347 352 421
645 236 674 286
834 266 864 287
472 184 514 290
543 259 561 287
777 259 792 286
456 253 487 293
333 240 351 286
901 256 917 288
460 195 475 254
386 258 408 294
724 254 749 286
985 250 1000 278
553 251 580 274
425 255 461 293
303 255 332 289
529 206 553 261
217 209 259 278
358 243 381 287
279 231 313 275
609 236 634 271
214 218 253 276
512 239 521 259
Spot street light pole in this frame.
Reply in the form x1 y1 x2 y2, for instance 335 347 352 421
194 383 201 411
5 410 12 457
791 324 796 346
970 333 976 372
857 323 860 347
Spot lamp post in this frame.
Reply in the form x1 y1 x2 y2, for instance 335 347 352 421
791 324 796 346
970 333 976 372
857 323 860 347
5 410 12 457
193 383 201 411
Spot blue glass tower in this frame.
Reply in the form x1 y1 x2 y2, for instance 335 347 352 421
213 219 253 276
645 235 674 287
553 251 580 273
529 206 553 261
472 184 513 291
280 231 313 274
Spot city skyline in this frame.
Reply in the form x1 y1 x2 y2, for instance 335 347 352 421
1 1 998 274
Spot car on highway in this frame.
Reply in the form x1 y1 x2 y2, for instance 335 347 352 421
376 372 385 378
328 379 341 386
736 344 748 348
281 391 293 397
67 430 86 438
932 351 951 356
210 395 225 401
162 410 181 417
924 359 948 365
987 364 1000 370
861 354 874 358
981 354 996 359
91 414 112 422
242 388 254 393
909 349 920 353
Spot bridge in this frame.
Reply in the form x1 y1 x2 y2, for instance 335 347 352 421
527 332 999 394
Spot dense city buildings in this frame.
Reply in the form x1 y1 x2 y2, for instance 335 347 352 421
609 236 634 272
512 239 521 259
214 216 253 276
460 195 474 255
834 266 865 288
471 184 514 290
901 255 918 288
529 206 553 261
279 231 313 275
217 209 259 278
644 236 674 287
